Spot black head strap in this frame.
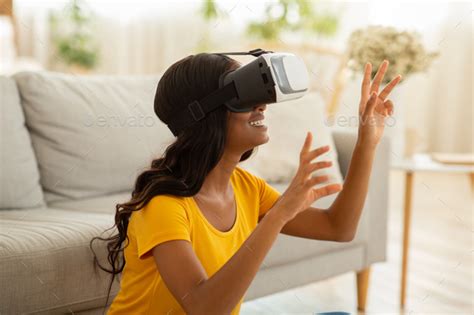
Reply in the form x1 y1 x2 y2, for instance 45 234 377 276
213 48 273 57
166 82 237 136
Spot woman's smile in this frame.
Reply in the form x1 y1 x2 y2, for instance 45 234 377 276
248 120 267 130
248 114 267 130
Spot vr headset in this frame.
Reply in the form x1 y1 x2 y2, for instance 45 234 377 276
166 48 309 136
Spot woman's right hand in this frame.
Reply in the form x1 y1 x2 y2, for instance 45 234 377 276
272 131 343 223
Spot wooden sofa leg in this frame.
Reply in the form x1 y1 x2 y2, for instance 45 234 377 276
356 266 371 311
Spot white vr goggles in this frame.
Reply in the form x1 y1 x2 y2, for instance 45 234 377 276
166 48 309 136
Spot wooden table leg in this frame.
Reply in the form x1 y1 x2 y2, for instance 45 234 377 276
470 173 474 196
356 267 371 311
400 171 414 308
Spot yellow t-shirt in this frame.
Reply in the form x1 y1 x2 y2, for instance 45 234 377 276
107 166 281 315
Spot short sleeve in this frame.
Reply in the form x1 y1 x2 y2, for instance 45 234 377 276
131 195 191 259
254 175 281 218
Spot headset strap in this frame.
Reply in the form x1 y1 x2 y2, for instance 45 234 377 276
166 82 237 136
212 48 273 57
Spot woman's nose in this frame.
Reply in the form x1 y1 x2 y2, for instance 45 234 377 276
254 104 267 112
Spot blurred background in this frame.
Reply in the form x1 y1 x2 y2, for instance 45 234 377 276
1 0 472 313
1 0 472 157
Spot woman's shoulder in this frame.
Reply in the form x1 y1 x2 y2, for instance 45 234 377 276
129 194 191 229
233 166 262 190
144 193 188 211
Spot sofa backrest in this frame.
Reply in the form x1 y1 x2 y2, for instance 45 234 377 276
13 71 174 203
0 76 45 209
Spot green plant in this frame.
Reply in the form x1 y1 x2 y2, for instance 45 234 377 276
50 0 99 70
247 0 339 40
346 25 439 84
201 0 219 21
200 0 339 41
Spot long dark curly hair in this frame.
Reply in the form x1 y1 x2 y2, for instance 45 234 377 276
89 53 257 312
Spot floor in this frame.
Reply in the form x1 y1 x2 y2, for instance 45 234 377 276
241 170 473 315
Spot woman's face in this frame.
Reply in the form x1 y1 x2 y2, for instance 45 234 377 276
225 104 269 153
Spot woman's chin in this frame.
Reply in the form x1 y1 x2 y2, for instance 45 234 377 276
256 131 270 145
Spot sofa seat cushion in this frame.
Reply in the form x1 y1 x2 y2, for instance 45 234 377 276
0 207 119 314
0 76 44 209
47 191 132 214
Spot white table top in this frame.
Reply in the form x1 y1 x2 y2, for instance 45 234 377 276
391 153 474 174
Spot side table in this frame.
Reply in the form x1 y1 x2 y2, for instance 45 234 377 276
390 153 474 308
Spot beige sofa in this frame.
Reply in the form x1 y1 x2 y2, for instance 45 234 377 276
0 72 391 314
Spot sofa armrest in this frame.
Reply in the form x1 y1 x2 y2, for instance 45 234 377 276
332 129 391 264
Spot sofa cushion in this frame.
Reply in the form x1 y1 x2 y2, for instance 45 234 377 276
48 191 131 214
13 71 174 203
0 207 120 314
239 92 343 187
0 76 44 209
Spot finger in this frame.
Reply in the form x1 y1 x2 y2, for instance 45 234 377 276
374 96 388 116
370 60 389 93
313 183 343 199
360 62 372 107
305 145 330 163
306 175 330 187
379 75 402 100
384 99 394 116
364 92 378 117
300 132 313 157
306 160 333 174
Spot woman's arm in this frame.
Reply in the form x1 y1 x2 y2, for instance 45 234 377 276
326 141 376 241
152 208 285 314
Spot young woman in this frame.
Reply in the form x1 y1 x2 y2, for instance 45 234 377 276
92 53 401 314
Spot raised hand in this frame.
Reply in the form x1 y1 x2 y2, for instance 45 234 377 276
358 60 402 148
273 132 343 223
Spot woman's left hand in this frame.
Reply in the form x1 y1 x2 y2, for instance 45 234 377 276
357 60 402 149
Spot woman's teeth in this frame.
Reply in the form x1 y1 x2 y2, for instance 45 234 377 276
249 120 265 127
